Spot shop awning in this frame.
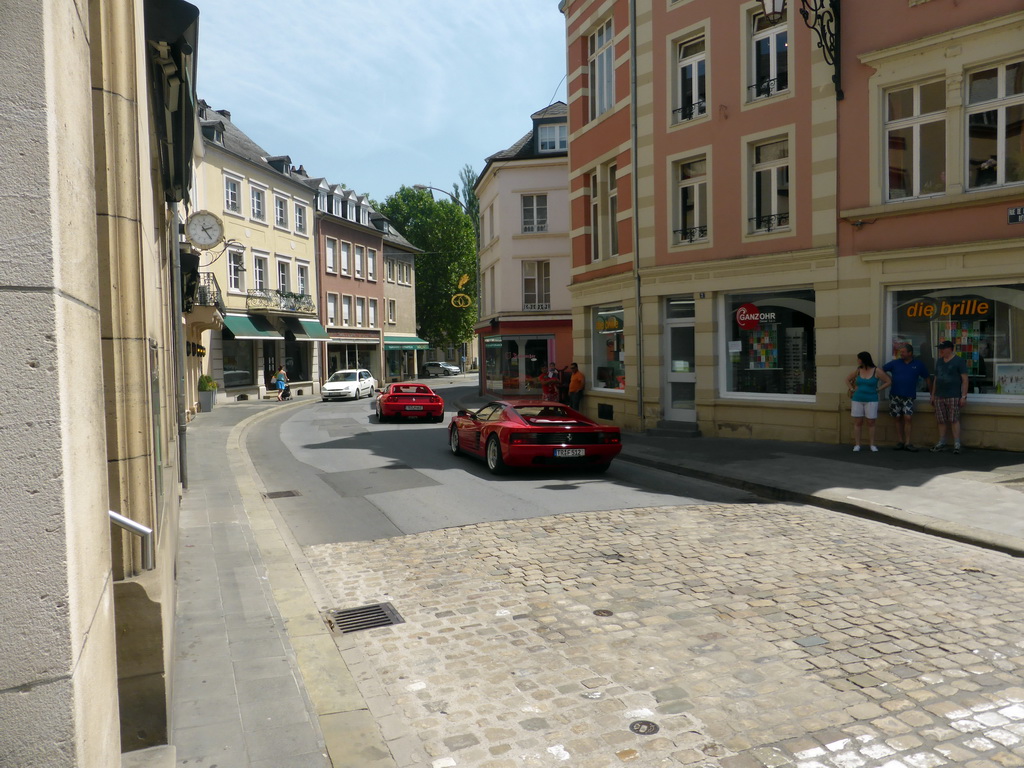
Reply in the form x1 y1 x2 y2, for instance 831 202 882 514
384 335 430 350
222 313 283 340
327 336 381 345
283 316 330 341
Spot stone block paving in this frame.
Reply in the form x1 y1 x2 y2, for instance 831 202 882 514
306 503 1024 767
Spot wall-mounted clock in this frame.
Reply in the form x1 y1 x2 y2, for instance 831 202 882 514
185 211 225 249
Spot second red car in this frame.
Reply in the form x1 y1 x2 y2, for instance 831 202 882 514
375 382 445 423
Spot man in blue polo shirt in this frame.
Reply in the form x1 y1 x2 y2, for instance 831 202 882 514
882 343 931 452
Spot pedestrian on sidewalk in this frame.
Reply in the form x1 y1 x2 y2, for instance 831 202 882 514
273 365 288 401
540 362 561 401
568 362 585 411
930 339 969 454
882 343 931 452
846 351 891 452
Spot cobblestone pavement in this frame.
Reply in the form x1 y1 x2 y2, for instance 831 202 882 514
307 503 1024 768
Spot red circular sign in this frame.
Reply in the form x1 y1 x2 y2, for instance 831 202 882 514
735 303 762 330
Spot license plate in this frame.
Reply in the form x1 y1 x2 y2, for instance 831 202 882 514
555 448 585 457
405 405 423 410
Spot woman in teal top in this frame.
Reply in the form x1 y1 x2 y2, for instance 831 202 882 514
845 351 892 452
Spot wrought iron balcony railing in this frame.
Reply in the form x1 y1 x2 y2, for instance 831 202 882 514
195 273 223 309
749 213 790 233
672 100 707 122
674 225 708 244
246 288 316 314
747 76 788 100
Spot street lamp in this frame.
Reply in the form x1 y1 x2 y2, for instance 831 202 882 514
759 0 842 100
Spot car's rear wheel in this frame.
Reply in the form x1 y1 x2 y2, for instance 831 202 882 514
432 415 445 424
486 435 507 475
593 462 612 474
376 405 387 422
449 427 461 455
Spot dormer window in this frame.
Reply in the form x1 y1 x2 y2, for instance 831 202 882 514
538 123 568 152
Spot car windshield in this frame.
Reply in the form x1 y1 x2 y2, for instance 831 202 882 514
514 405 579 423
328 371 358 383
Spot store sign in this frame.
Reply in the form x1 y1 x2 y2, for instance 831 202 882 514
1009 206 1024 224
735 302 776 330
595 314 623 332
905 299 991 319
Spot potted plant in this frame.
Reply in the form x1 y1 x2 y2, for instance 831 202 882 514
198 375 217 412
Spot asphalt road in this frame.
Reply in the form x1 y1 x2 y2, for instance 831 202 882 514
245 383 763 546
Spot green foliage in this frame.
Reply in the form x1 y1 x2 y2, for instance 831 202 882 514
452 164 480 239
379 186 477 348
198 374 217 391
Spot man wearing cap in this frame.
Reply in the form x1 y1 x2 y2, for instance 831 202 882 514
882 343 931 451
930 339 969 454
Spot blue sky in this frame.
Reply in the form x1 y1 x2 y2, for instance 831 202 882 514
196 0 568 203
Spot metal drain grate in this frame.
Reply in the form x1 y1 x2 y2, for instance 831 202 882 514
324 602 404 634
265 490 301 499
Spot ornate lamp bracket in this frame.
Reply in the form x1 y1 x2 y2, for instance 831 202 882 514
798 0 843 100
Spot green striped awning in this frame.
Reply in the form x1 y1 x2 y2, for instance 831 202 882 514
222 313 283 340
283 317 331 341
383 335 430 350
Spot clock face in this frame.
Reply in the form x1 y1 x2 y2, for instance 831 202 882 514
185 212 224 249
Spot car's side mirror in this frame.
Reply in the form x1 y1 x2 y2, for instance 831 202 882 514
457 409 473 419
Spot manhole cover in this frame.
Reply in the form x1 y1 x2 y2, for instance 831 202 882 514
630 720 660 735
593 609 614 617
324 602 404 634
265 490 301 499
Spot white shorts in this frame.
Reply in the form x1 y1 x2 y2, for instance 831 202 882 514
851 400 879 419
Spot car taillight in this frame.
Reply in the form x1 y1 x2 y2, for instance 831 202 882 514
598 432 620 444
509 433 540 445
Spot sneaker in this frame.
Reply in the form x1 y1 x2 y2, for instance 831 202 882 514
953 443 961 455
904 443 919 452
870 445 879 452
930 442 947 452
894 442 905 451
852 445 861 452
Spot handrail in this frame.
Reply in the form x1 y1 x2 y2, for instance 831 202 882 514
109 510 155 571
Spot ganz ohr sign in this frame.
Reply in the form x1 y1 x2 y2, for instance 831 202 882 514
735 303 776 330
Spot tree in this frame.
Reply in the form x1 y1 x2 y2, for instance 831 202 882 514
451 163 480 239
378 186 477 349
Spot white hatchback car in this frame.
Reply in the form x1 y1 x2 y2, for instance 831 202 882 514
322 369 377 401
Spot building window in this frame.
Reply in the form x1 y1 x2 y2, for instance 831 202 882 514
367 249 377 281
675 157 708 244
342 295 352 326
341 242 351 276
228 250 245 291
275 196 288 227
295 204 307 234
386 258 396 282
592 306 626 390
538 123 568 151
325 238 337 273
522 261 551 311
224 177 240 213
588 19 615 120
277 261 289 292
750 138 790 232
253 255 268 291
608 166 619 256
675 36 707 122
750 11 788 100
327 293 338 326
317 191 327 212
369 299 377 328
522 194 548 233
221 339 255 389
356 297 365 327
967 59 1024 190
889 283 1024 400
487 203 495 242
297 264 308 295
250 187 265 221
355 245 365 278
725 289 815 397
388 299 397 323
886 80 946 200
589 173 600 261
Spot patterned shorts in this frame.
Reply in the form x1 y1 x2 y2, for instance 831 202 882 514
934 397 961 424
888 396 916 418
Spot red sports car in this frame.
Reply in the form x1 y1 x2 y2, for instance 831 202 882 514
375 382 445 423
448 400 622 474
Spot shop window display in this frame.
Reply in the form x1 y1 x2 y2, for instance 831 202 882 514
592 306 626 390
725 290 815 396
890 284 1024 397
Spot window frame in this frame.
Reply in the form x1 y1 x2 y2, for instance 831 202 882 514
368 298 378 328
674 155 709 245
253 254 268 291
228 249 245 292
342 295 352 326
885 80 948 201
538 123 568 152
749 11 789 101
588 19 615 121
325 237 337 273
326 292 339 326
965 58 1024 191
675 34 707 123
274 195 289 228
297 263 309 296
522 260 551 311
276 259 290 292
367 249 377 281
355 245 365 278
224 176 241 214
340 242 351 276
608 165 619 256
387 298 397 324
356 296 366 327
749 137 791 234
521 194 549 233
250 185 266 221
295 204 307 234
